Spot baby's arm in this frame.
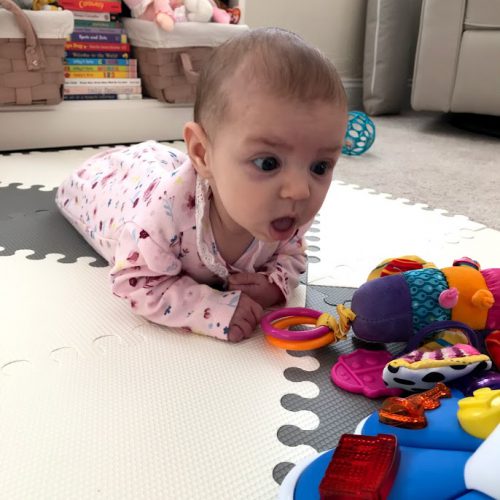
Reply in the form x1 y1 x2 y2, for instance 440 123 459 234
228 225 310 307
110 224 261 341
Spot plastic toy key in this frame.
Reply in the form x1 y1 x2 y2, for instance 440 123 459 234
378 382 452 429
319 433 399 500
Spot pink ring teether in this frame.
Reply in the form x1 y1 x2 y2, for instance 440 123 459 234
261 307 330 341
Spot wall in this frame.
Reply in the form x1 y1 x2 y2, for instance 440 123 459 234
240 0 367 80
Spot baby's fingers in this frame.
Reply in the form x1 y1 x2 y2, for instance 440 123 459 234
227 317 255 342
227 324 245 343
248 298 263 324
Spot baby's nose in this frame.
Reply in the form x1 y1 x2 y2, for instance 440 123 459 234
280 170 310 200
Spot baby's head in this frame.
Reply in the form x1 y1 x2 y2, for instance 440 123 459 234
185 27 348 243
194 26 347 138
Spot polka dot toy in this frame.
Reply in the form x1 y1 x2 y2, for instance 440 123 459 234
342 111 376 156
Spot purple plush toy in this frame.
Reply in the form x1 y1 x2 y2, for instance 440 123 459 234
337 257 500 347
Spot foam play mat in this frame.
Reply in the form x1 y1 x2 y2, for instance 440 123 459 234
2 145 500 499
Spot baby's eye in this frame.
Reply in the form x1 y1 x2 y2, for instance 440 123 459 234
310 161 332 176
253 157 279 171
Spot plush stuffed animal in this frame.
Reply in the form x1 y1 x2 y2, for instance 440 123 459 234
182 0 231 24
316 255 500 393
338 256 500 346
123 0 182 31
184 0 212 22
123 0 230 31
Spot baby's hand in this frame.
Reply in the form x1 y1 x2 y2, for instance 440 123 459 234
227 293 263 343
227 272 284 308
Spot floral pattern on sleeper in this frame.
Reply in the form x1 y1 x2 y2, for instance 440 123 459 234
56 140 310 340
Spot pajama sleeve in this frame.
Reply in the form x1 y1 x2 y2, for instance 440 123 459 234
109 223 241 341
259 224 311 301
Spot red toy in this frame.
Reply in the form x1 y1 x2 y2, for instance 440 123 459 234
319 433 400 499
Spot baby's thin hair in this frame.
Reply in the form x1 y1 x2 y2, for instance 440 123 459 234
194 27 347 136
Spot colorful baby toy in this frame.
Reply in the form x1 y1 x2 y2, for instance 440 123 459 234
341 110 376 156
261 306 354 351
262 256 499 396
341 257 500 345
263 257 500 350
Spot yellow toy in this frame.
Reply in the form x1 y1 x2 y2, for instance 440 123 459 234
457 387 500 439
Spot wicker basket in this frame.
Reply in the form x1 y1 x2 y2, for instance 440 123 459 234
0 0 73 106
124 19 248 104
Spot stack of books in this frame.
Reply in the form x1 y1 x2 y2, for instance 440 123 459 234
61 0 142 101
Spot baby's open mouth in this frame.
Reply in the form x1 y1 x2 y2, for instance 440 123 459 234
271 216 296 233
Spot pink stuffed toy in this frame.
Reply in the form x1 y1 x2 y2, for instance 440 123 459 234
123 0 182 31
124 0 231 31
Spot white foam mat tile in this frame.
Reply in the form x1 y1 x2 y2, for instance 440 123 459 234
0 148 110 190
0 251 145 369
306 181 496 287
0 143 187 191
0 277 320 499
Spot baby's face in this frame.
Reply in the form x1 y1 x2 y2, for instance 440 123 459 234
205 87 348 243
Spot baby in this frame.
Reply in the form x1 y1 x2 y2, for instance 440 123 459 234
56 27 348 342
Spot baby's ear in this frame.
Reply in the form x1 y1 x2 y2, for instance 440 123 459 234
183 122 211 179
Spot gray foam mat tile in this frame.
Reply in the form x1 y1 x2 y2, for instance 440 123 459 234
273 285 388 484
0 184 57 220
0 208 107 266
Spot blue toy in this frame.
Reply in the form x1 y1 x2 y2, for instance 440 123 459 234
279 389 495 500
342 110 376 156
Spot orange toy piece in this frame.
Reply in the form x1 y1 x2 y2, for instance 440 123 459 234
440 265 493 330
378 382 451 429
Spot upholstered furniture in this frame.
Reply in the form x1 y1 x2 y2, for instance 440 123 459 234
412 0 500 117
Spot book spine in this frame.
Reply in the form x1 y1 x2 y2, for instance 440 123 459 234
64 94 143 100
68 32 127 44
74 19 122 28
65 77 141 85
65 51 129 59
65 65 137 74
65 42 130 52
63 85 141 95
64 70 136 78
73 26 125 35
65 57 136 66
72 11 115 21
59 0 122 13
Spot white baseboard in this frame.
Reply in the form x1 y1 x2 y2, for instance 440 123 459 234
0 100 192 152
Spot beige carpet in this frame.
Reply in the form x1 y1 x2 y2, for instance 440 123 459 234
335 112 500 231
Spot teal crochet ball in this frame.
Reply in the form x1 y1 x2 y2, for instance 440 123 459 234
342 111 376 156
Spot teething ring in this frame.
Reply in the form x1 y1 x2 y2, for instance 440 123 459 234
261 307 329 340
266 322 335 350
261 307 337 350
